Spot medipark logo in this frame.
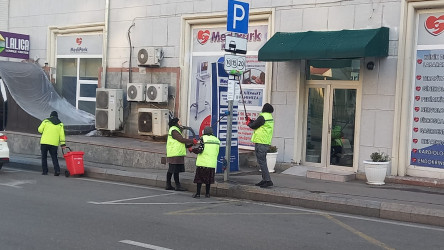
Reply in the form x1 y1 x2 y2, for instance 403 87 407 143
196 29 263 45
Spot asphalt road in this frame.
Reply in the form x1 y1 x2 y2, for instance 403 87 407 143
1 163 444 250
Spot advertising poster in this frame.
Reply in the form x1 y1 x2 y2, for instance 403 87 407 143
0 31 30 59
188 25 268 165
410 49 444 168
212 60 239 173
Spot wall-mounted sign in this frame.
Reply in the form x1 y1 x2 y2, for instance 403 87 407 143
0 31 30 59
57 34 103 56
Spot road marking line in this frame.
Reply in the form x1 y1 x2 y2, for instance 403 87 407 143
77 178 171 191
322 214 395 250
257 202 444 232
89 201 230 205
0 180 36 188
119 240 172 250
167 202 229 215
170 212 315 216
97 193 176 204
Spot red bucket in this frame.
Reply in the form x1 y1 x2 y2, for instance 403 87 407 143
63 148 84 177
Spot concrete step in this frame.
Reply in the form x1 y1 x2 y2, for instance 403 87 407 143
306 169 356 182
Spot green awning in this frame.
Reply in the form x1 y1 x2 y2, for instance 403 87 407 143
258 27 389 61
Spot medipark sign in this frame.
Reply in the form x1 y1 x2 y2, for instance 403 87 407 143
0 31 30 60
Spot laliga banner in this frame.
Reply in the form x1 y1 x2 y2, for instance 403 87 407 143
0 31 30 59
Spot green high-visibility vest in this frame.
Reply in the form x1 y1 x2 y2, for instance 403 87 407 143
166 126 186 157
251 112 274 145
38 120 66 146
196 135 220 168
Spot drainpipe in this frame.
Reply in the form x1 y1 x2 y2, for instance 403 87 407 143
101 0 110 88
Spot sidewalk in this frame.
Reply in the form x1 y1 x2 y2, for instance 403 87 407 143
9 148 444 227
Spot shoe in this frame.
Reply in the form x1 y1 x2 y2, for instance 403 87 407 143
255 180 266 186
54 172 60 176
165 185 175 190
260 181 273 188
192 193 200 198
42 172 48 175
205 194 210 198
175 185 187 191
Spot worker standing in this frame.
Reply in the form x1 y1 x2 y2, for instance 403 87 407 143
166 117 196 191
189 126 220 198
246 103 275 188
38 111 66 176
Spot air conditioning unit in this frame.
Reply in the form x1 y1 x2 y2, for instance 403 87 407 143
137 47 163 66
138 108 169 136
95 89 123 131
146 84 168 103
127 82 146 102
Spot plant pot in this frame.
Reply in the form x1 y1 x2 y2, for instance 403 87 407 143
266 152 278 173
363 160 389 185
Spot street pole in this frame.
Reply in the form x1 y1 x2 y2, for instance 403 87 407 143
224 95 234 182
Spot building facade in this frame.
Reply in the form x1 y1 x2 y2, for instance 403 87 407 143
1 0 444 179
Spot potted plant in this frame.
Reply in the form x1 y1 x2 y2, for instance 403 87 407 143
363 151 390 185
266 145 278 173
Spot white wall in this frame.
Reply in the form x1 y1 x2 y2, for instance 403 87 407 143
8 0 105 64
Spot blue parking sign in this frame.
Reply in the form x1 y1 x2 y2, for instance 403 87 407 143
227 0 249 34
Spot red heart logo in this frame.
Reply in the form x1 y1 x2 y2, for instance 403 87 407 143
412 158 417 163
415 107 420 112
415 96 421 101
76 37 82 45
416 75 422 80
412 148 418 153
197 30 210 45
416 86 421 91
413 127 418 132
417 59 423 64
414 117 419 122
425 15 444 36
413 139 418 143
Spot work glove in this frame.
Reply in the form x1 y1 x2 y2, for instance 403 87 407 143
193 138 198 145
188 147 193 153
246 116 252 126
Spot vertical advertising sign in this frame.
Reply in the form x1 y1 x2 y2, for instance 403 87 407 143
189 25 268 151
410 13 444 169
0 31 30 59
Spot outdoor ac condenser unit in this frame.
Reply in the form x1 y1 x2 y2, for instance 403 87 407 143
137 47 163 66
127 82 146 102
146 84 168 103
138 108 169 136
95 89 123 131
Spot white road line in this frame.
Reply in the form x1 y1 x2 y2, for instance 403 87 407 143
96 193 176 204
119 240 172 250
253 201 444 232
77 178 171 191
89 201 230 205
0 180 37 188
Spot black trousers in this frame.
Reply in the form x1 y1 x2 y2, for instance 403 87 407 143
41 144 60 174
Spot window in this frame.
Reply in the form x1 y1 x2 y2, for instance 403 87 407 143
306 59 361 81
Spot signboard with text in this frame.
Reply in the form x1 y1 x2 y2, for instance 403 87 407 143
0 31 30 59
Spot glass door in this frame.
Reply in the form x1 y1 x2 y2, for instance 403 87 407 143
304 85 357 170
329 88 356 168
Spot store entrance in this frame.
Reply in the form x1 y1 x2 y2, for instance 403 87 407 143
303 59 361 171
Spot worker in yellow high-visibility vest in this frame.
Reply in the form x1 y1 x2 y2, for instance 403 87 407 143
166 117 197 191
189 126 220 198
246 103 275 188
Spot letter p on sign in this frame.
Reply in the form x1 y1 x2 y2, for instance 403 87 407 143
227 0 249 34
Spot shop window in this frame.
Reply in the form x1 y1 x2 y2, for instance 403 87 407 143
306 59 360 81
